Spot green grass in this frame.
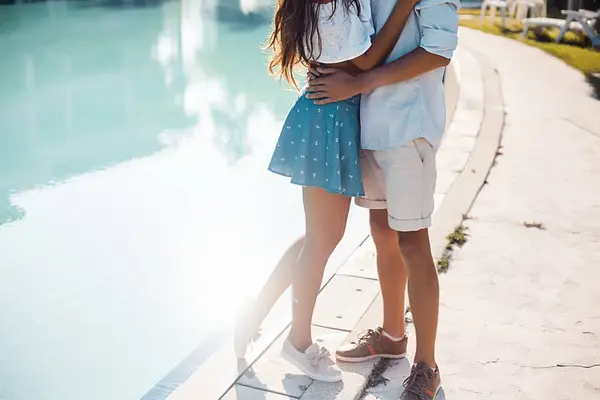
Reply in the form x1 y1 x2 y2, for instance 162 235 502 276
459 7 489 16
459 5 575 18
459 19 600 75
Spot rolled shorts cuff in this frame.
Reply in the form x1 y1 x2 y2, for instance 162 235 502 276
354 197 387 210
388 215 432 232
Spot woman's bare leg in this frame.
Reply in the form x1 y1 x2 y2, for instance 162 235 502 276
288 187 351 351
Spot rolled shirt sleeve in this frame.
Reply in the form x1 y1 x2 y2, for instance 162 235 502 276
416 0 460 59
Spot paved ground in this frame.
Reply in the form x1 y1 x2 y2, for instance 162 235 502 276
365 28 600 400
438 28 600 400
167 27 600 400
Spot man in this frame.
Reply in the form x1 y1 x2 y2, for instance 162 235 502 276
306 0 459 398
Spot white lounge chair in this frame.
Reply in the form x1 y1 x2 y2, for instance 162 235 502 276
480 0 512 27
522 8 600 48
513 0 546 19
480 0 545 28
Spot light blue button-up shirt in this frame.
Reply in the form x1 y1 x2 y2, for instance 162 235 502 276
360 0 460 150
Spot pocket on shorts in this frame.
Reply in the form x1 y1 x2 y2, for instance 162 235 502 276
413 138 434 165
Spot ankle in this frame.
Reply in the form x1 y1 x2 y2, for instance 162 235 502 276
414 357 437 371
288 333 312 353
381 327 405 341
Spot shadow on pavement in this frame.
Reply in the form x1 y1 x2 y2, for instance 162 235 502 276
586 73 600 100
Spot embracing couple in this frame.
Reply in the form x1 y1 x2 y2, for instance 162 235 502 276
236 0 459 397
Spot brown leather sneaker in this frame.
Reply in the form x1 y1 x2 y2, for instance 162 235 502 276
400 362 442 400
335 327 407 363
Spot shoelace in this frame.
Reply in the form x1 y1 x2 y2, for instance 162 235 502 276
402 367 433 399
305 346 332 367
353 328 381 345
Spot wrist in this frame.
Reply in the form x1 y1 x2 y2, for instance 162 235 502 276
354 73 373 94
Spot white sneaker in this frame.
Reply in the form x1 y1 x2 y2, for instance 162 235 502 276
281 339 343 382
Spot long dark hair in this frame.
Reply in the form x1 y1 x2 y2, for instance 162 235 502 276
266 0 361 89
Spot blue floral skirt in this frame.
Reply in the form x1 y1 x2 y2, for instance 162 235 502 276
268 93 364 197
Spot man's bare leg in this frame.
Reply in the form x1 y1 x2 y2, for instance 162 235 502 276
335 210 408 362
370 209 407 338
397 229 438 368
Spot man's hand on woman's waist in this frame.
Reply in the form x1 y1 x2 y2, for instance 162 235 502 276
306 46 451 105
306 67 368 105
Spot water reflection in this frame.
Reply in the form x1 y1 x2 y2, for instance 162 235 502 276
0 0 288 226
0 1 191 225
0 0 304 399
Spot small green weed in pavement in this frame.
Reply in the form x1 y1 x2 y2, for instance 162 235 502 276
458 19 600 76
437 224 469 273
446 224 469 248
437 254 451 272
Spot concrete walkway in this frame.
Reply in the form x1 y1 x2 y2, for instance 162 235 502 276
167 27 600 400
364 28 600 400
437 28 600 399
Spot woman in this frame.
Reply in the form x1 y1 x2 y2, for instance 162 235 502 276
235 0 418 382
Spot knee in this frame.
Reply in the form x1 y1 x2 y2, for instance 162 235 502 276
397 230 432 264
370 211 397 250
306 228 344 256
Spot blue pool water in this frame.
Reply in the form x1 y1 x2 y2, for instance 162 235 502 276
0 1 368 399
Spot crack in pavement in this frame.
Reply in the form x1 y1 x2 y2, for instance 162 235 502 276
479 358 600 370
562 117 600 139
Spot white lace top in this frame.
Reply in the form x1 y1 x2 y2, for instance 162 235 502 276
307 0 375 64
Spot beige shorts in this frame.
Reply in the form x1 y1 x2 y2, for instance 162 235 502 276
355 138 437 232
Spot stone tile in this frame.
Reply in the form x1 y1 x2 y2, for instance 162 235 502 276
313 275 381 331
439 133 478 153
450 109 484 126
238 326 347 398
336 237 378 280
166 297 295 400
222 384 294 399
444 116 481 141
435 169 459 195
436 148 471 173
301 296 384 400
454 51 483 110
167 336 278 400
433 193 446 215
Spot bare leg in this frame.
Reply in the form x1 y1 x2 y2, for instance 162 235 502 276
369 209 407 338
397 229 438 368
288 187 351 351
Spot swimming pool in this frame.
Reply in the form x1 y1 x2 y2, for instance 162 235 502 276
0 1 369 399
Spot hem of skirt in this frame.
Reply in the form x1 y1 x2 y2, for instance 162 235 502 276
268 167 364 197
